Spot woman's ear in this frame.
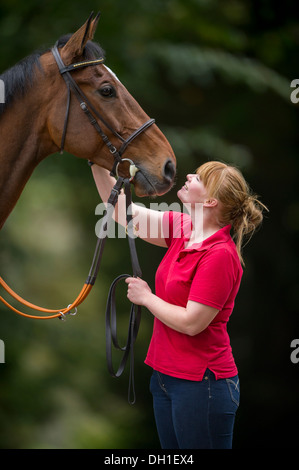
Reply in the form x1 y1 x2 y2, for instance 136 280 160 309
203 198 218 208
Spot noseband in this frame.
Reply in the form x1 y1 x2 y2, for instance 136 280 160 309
51 45 155 178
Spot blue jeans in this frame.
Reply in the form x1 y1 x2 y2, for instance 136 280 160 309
150 368 240 449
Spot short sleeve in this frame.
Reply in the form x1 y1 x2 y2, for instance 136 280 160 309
162 211 174 247
162 211 192 247
188 247 236 310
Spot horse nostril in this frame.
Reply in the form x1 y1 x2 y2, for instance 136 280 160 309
163 159 176 183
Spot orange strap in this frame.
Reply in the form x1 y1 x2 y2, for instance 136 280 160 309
0 178 126 321
0 276 92 320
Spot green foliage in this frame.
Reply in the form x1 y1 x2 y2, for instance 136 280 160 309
1 0 299 449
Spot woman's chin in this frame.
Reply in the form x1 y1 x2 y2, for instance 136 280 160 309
177 188 186 202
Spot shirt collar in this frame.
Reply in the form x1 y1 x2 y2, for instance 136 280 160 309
183 224 232 252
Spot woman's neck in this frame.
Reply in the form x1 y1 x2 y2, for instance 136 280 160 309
186 206 221 248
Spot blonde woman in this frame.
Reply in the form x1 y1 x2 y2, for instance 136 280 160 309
92 161 267 449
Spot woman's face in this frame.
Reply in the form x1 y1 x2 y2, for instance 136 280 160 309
177 174 208 205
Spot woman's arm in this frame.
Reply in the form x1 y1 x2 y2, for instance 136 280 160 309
125 277 219 336
91 165 167 247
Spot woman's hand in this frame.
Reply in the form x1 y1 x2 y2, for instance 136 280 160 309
125 277 152 306
125 277 219 335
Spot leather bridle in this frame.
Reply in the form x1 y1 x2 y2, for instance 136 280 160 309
51 44 156 403
51 44 155 179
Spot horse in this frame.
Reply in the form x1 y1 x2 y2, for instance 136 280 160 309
0 12 176 230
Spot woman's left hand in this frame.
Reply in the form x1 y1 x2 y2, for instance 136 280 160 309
125 277 152 306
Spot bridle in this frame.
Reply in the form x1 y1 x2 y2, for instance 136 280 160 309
51 44 155 179
50 45 155 402
0 45 155 404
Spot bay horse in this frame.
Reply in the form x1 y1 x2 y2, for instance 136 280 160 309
0 13 176 230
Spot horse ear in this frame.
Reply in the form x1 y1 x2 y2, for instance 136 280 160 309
90 12 101 38
61 12 100 63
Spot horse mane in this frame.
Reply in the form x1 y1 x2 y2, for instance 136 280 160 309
0 35 105 116
0 51 43 115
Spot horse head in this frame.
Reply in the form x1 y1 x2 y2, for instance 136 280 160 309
42 13 176 197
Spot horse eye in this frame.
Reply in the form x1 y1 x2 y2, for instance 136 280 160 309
99 85 115 98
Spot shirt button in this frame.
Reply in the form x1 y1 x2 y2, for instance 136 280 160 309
204 376 208 380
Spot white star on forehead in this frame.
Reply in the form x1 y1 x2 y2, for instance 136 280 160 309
104 65 121 82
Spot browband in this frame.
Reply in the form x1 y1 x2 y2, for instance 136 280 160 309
58 57 105 75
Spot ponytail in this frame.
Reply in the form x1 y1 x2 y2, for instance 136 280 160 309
231 194 267 265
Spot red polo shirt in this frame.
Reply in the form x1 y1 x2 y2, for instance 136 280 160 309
145 211 242 380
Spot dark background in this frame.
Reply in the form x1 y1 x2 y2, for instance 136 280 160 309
0 0 298 449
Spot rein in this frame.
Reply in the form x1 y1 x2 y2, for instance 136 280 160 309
0 44 155 403
0 177 142 403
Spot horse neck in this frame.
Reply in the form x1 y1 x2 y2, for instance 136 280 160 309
0 93 56 229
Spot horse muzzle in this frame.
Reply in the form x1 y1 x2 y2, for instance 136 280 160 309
131 158 176 197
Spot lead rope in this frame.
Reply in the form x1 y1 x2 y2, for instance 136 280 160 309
0 178 122 319
105 178 142 404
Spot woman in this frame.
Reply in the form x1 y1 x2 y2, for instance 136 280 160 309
92 160 266 449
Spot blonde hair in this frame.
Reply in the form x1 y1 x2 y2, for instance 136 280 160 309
196 161 268 265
